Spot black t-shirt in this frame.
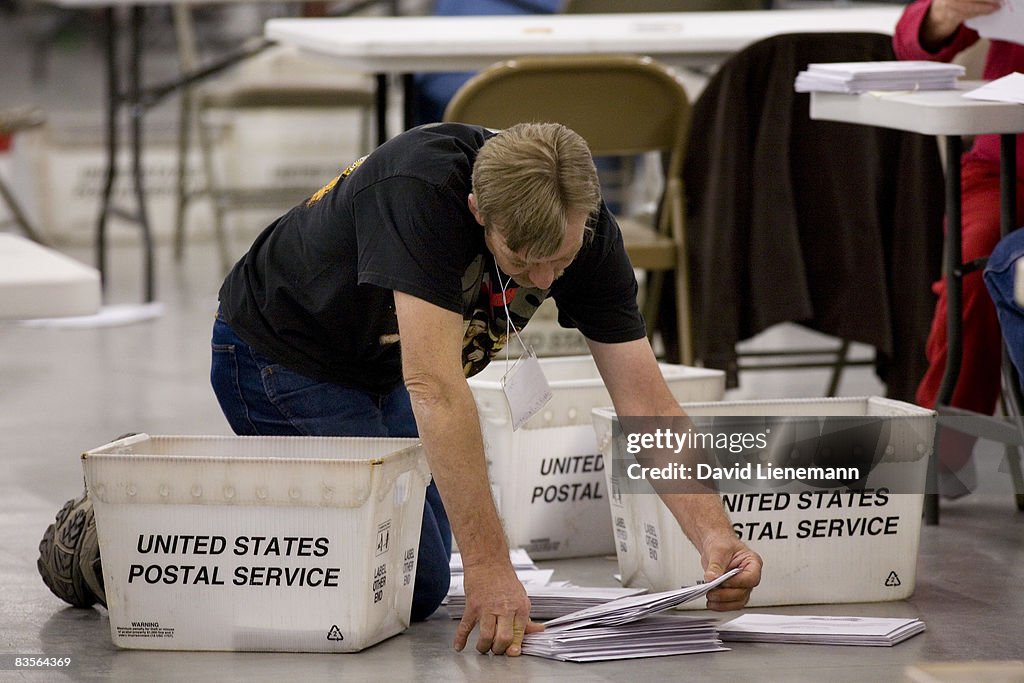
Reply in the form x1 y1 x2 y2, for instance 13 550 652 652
219 123 645 394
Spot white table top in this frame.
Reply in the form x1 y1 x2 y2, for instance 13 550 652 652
45 0 263 7
810 81 1024 136
0 234 101 320
265 7 903 72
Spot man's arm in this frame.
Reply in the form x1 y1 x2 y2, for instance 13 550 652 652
587 337 763 610
393 290 541 655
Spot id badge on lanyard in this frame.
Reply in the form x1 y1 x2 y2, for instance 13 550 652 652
492 256 552 430
501 345 553 431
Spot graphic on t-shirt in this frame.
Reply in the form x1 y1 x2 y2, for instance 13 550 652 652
460 255 547 377
306 155 368 207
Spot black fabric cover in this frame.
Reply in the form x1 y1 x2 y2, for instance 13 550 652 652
682 32 945 401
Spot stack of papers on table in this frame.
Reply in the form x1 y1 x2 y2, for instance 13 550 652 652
520 568 741 662
718 614 925 646
795 61 964 93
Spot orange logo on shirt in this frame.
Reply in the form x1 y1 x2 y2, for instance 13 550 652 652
305 154 368 207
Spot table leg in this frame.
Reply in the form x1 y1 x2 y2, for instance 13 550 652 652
402 72 415 132
95 7 118 293
375 74 388 146
372 73 418 146
128 5 155 303
937 135 964 406
94 6 156 304
1000 134 1016 239
930 134 1020 524
927 134 965 525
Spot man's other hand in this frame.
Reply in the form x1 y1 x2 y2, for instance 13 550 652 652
700 531 763 611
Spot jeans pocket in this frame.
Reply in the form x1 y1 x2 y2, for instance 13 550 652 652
259 362 331 422
210 343 237 387
210 342 260 436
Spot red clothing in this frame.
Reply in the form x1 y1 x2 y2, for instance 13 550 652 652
894 0 1024 177
894 1 1024 432
914 160 1024 415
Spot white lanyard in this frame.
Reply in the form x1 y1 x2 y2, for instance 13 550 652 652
493 257 552 431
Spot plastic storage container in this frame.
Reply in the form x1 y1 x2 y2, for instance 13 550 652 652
593 396 936 607
468 356 725 558
82 433 430 652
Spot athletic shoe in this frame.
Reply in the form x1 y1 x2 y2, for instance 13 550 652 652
37 491 106 608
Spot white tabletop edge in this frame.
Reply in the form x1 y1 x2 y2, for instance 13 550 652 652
810 81 1024 136
265 8 902 72
46 0 277 7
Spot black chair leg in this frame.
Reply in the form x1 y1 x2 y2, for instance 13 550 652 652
825 338 851 397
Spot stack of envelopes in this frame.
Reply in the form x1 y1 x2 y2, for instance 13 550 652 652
520 568 741 662
717 614 925 646
795 61 964 93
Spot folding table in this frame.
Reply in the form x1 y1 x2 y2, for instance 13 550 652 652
265 6 904 143
812 82 1024 522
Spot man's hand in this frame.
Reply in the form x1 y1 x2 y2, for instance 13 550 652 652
585 338 764 611
453 562 544 656
699 531 763 611
923 0 1001 49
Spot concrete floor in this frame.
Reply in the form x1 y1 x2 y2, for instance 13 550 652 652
3 7 1024 683
2 243 1023 680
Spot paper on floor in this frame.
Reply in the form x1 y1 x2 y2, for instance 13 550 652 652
718 613 925 646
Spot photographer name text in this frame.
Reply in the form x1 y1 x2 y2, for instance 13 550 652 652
626 462 861 482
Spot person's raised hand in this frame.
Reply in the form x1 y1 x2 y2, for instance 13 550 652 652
924 0 1001 49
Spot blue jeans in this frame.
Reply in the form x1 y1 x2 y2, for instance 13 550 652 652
984 227 1024 395
210 314 451 621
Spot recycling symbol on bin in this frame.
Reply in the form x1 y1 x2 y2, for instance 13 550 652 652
885 571 901 587
327 625 345 641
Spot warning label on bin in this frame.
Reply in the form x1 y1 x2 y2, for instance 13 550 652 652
116 622 175 639
375 521 391 557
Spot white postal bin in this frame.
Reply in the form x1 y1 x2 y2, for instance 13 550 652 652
82 434 430 652
593 396 936 607
468 356 724 559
